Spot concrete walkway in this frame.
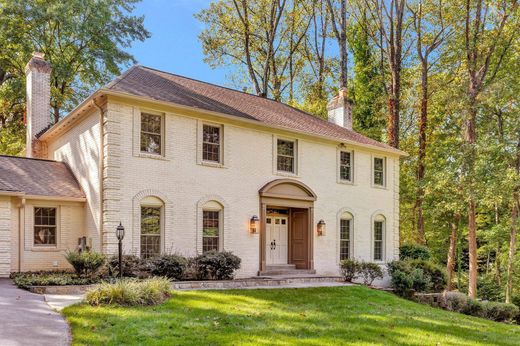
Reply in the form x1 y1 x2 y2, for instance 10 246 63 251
0 279 70 346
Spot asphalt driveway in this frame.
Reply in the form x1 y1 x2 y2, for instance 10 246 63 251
0 279 70 346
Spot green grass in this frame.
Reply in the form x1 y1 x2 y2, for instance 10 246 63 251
63 286 520 345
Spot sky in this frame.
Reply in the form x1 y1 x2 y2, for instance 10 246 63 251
128 0 229 86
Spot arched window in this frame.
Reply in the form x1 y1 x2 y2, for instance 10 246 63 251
140 196 163 259
202 200 223 253
373 215 386 261
339 212 353 260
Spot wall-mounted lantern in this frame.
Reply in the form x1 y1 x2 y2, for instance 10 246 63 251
250 215 260 234
317 219 326 236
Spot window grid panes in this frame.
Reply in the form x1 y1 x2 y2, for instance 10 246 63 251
203 210 220 253
140 113 162 155
202 124 221 162
340 219 351 260
141 206 161 259
374 221 384 261
340 151 352 181
277 139 295 173
374 157 385 186
34 207 57 245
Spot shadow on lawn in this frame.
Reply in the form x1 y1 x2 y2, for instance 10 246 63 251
65 286 520 346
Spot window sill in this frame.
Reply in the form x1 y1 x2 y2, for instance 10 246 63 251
31 246 62 252
371 184 388 190
274 171 299 178
199 161 226 169
137 152 169 161
337 179 354 186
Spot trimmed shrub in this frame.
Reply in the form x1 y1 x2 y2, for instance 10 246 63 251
387 260 446 296
106 255 149 278
463 298 484 317
12 271 99 289
64 251 106 277
85 277 171 306
359 262 384 285
195 251 241 280
149 254 188 280
482 302 519 322
340 259 361 282
399 244 431 261
442 292 469 313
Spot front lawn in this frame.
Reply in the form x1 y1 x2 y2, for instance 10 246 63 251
63 286 520 345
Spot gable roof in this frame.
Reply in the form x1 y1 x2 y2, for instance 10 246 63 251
103 66 404 155
0 155 85 199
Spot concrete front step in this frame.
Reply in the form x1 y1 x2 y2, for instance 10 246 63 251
258 269 316 276
265 264 296 271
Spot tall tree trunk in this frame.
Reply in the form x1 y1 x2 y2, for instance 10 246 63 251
506 197 518 303
326 0 348 89
447 214 460 291
415 58 428 244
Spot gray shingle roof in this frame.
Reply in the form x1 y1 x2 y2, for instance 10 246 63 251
105 66 402 154
0 155 84 198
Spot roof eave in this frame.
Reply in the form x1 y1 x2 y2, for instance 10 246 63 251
0 191 86 202
101 89 408 157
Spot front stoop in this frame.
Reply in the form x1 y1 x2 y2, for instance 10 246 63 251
171 275 343 290
258 264 317 276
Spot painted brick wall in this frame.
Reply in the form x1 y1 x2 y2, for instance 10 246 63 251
47 109 101 249
0 197 11 277
105 99 400 280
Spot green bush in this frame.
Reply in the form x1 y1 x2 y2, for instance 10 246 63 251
64 251 106 277
106 254 149 278
399 244 431 261
463 298 484 317
12 271 99 289
359 262 384 285
195 251 241 280
442 292 469 313
387 260 446 296
85 277 171 306
149 254 188 280
339 259 361 282
477 275 504 302
482 302 519 322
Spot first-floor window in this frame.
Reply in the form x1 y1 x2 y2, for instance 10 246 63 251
340 218 351 260
373 218 385 261
203 210 220 253
34 207 57 246
141 206 161 259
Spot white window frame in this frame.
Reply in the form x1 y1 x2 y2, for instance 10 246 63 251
201 201 223 253
134 107 167 160
337 149 354 184
273 136 299 176
372 156 386 188
197 121 225 168
372 214 386 262
140 198 164 259
33 206 59 248
339 213 353 261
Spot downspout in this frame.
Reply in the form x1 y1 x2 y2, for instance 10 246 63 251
92 99 105 253
18 198 26 272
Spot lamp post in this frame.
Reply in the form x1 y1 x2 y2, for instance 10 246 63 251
115 222 125 279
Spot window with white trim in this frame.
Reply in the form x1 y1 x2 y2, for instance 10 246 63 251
203 210 221 253
140 113 163 155
339 151 353 182
277 139 296 173
141 206 161 259
202 124 222 163
34 207 57 246
339 213 353 260
373 216 385 261
373 157 385 186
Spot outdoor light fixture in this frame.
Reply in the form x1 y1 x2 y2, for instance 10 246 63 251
250 215 260 234
116 222 125 279
317 219 326 236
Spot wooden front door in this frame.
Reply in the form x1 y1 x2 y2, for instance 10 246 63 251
289 208 309 269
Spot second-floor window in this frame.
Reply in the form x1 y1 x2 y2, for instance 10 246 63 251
140 113 162 155
339 151 352 182
277 139 295 173
373 157 385 186
202 124 221 163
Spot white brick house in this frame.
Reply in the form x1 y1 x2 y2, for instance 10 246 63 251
0 53 406 282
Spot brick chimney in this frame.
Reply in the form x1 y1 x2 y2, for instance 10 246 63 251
327 88 353 130
25 52 52 158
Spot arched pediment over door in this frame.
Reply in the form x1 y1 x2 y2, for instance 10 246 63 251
259 179 317 202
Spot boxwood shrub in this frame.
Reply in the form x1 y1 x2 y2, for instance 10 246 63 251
195 251 241 280
149 254 187 280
